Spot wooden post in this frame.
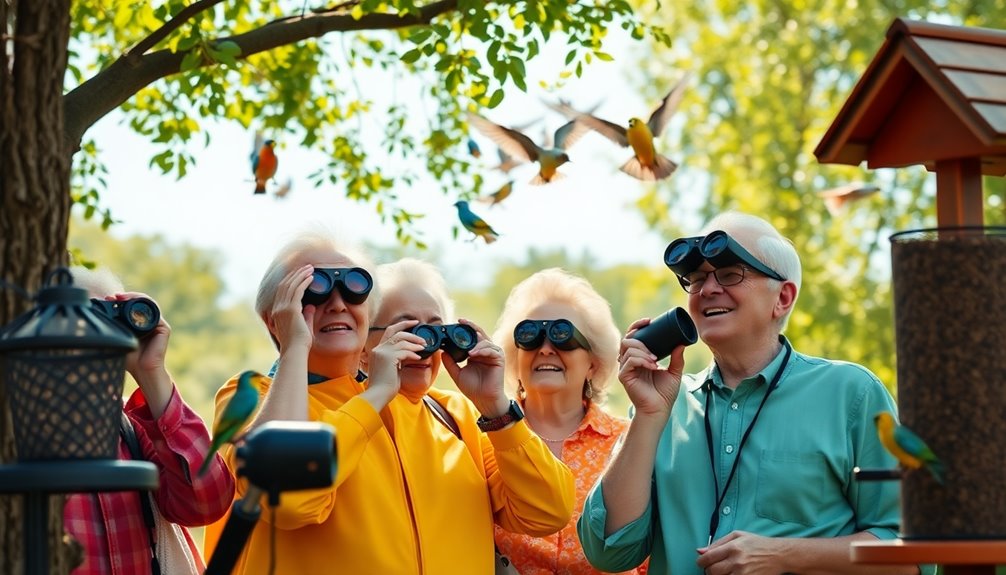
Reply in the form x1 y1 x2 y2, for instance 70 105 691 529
935 158 984 227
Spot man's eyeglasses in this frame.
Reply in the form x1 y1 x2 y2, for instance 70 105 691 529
678 265 761 294
513 319 592 352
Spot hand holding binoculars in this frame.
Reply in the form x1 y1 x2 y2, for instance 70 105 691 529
630 307 698 361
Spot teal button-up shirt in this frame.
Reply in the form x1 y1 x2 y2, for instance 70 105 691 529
578 341 922 575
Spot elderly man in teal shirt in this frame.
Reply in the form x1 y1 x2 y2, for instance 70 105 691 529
579 212 929 575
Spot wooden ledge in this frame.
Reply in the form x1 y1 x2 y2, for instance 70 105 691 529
852 539 1006 565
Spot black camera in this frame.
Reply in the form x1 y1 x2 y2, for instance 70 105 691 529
90 297 160 338
408 323 478 362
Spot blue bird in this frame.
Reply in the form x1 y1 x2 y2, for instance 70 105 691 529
467 137 482 158
453 200 500 244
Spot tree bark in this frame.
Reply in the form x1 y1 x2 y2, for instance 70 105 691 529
1 1 76 573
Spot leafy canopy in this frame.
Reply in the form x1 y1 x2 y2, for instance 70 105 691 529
67 0 668 246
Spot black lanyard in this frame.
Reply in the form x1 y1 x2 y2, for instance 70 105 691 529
703 340 792 544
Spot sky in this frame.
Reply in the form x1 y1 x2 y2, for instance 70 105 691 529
79 27 690 304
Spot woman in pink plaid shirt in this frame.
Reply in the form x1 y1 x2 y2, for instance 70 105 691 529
63 267 235 575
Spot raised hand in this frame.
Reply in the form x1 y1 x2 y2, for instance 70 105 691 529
441 318 509 418
617 317 686 417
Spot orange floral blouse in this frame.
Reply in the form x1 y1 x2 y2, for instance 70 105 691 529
495 402 648 575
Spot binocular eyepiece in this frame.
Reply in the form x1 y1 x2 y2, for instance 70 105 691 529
90 297 161 338
630 307 698 361
408 323 478 362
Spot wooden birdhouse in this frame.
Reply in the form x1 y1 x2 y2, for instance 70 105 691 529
815 17 1006 226
816 17 1006 559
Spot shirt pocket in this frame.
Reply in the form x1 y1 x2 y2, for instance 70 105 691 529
755 449 827 527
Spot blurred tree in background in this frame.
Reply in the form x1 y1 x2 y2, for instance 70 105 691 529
625 1 1006 390
70 219 277 418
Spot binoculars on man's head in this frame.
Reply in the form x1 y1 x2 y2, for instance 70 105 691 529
90 297 160 338
664 230 785 281
408 323 478 362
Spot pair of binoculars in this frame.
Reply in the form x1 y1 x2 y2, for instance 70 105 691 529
664 230 785 281
408 323 478 362
90 297 161 338
302 267 373 307
631 307 698 361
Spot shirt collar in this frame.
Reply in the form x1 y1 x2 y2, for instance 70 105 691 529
268 360 367 385
580 401 622 437
687 335 791 393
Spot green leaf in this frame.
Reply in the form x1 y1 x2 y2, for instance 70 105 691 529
488 88 505 108
400 48 422 64
180 50 202 73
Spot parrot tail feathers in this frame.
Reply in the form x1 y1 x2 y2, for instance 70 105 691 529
621 155 678 181
254 181 267 194
481 232 499 244
927 460 946 485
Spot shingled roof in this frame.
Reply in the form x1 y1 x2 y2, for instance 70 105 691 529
815 17 1006 176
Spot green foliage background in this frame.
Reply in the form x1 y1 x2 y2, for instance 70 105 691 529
65 2 1006 417
625 1 1006 389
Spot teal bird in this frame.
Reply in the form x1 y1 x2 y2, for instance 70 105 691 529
874 412 946 485
467 137 482 158
199 370 265 476
453 200 500 244
466 112 591 185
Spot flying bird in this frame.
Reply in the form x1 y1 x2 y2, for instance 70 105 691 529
818 182 880 216
467 137 482 158
874 411 945 485
274 177 294 199
477 180 515 208
548 72 693 181
466 112 591 185
251 137 278 195
453 200 500 244
492 148 521 175
199 370 264 476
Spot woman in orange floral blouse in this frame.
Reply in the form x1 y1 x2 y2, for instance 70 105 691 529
493 268 647 575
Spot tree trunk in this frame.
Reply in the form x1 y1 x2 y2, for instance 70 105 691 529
1 1 77 573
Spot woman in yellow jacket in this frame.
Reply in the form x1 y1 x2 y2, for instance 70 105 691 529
204 233 574 575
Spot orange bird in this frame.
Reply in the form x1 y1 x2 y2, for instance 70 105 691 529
251 139 278 194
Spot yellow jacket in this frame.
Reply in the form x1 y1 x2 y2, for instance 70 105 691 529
204 373 575 575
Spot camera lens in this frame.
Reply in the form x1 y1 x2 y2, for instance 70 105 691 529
124 299 159 333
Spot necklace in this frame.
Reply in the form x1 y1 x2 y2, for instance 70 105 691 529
529 424 579 443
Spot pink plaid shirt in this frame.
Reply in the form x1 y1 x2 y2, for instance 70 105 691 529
64 385 235 575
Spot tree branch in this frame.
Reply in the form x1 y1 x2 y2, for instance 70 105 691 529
63 0 458 150
124 0 226 62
